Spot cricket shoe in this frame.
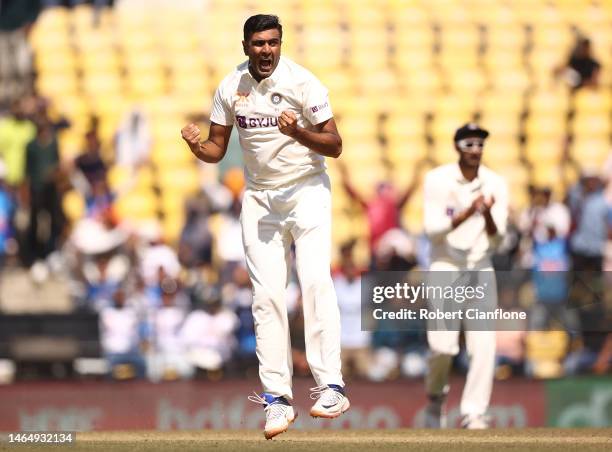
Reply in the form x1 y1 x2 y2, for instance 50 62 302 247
423 394 447 428
461 414 490 429
248 392 297 439
309 384 350 418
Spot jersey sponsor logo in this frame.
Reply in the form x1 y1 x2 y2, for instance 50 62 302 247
235 91 251 108
236 115 279 129
311 101 329 113
270 92 283 105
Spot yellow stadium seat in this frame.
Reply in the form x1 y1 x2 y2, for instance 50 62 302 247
571 112 611 139
384 113 426 141
524 138 566 164
62 189 85 223
386 138 428 166
573 90 612 114
479 112 521 139
126 72 167 100
571 137 610 166
74 28 115 52
482 136 521 163
318 71 356 98
82 72 123 97
527 88 571 115
490 69 531 92
440 24 480 49
389 3 431 29
336 115 379 142
531 25 574 52
438 49 479 70
525 331 569 378
341 163 388 200
79 50 121 73
480 89 524 115
162 212 185 245
433 94 478 120
108 166 154 192
158 166 201 196
36 72 79 98
484 49 524 72
151 141 194 168
301 29 345 70
341 139 384 165
114 189 159 221
35 49 76 74
401 68 444 95
485 24 526 50
447 68 487 93
525 112 567 140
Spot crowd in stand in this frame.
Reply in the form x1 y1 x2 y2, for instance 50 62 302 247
0 91 611 383
0 1 610 381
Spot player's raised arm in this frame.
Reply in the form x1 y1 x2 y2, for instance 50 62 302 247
181 122 233 164
278 111 342 158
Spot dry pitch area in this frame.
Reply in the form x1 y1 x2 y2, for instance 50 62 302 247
2 429 611 452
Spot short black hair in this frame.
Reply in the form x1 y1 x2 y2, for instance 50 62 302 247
243 14 282 42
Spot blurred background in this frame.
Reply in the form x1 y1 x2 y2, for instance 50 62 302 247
0 0 610 431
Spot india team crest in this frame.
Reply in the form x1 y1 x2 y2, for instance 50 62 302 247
270 92 283 105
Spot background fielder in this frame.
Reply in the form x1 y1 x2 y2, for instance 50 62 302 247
423 123 509 429
181 15 348 439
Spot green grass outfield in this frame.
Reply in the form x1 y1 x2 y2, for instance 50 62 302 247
2 429 611 452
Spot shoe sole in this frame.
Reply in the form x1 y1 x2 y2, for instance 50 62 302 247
310 399 351 419
264 412 298 440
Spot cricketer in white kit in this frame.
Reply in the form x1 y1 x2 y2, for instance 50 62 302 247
181 14 348 439
422 123 509 429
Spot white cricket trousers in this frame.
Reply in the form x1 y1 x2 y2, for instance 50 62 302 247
241 172 344 400
426 260 496 417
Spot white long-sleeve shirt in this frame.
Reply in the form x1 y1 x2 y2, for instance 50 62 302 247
423 163 509 268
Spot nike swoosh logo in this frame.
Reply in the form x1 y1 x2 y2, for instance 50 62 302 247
322 404 338 409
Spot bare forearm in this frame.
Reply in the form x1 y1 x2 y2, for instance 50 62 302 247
189 140 224 163
482 210 498 236
451 206 475 230
291 127 342 158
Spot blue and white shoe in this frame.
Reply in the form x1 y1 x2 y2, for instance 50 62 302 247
248 392 297 439
309 384 350 418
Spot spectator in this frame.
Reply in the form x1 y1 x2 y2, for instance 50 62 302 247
138 221 181 288
180 284 238 374
0 99 35 188
73 130 107 190
337 160 423 260
148 279 191 381
555 36 601 90
178 192 214 270
333 240 371 379
99 286 147 379
23 117 64 270
215 197 245 283
568 171 611 271
529 217 579 333
0 160 15 277
69 217 128 310
223 264 257 367
114 108 151 170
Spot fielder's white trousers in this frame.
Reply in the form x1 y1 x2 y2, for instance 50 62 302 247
241 172 344 399
426 260 496 417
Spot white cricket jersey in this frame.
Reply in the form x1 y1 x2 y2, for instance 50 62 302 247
423 163 509 268
210 56 333 190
